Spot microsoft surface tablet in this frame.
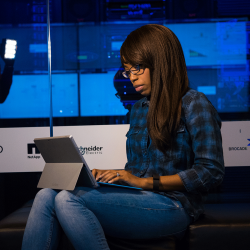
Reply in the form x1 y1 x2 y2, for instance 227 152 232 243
34 135 142 191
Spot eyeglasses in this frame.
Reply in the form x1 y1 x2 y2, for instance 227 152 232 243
122 64 145 78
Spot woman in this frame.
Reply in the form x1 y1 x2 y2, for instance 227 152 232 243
22 24 224 250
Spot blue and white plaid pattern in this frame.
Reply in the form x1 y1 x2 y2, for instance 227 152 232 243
125 89 225 221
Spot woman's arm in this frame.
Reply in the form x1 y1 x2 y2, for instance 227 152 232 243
93 92 224 193
92 169 185 191
177 92 225 193
142 174 185 191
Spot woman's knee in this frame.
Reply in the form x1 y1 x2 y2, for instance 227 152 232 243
55 190 75 208
36 188 57 200
32 188 58 211
36 188 57 199
55 190 88 212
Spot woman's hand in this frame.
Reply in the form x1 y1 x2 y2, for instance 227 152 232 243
92 169 145 189
92 169 185 191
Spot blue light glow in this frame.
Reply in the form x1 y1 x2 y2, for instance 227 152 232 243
197 86 216 95
0 74 78 118
164 22 247 66
80 72 127 117
111 41 123 51
29 44 47 53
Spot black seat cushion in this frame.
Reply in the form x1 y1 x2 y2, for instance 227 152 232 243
0 200 33 250
106 235 177 250
183 203 250 250
0 200 176 250
1 201 250 250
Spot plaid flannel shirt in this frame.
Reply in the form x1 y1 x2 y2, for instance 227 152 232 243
125 89 225 221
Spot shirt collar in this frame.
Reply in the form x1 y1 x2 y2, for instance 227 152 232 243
142 98 150 107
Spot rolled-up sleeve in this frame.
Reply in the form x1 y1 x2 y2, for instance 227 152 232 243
178 92 225 193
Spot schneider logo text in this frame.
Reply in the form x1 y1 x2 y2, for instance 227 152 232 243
79 146 103 155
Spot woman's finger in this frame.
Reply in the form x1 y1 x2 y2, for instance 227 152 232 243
108 176 120 183
99 172 116 183
95 172 102 181
99 170 118 181
100 171 122 183
95 170 106 181
98 170 112 179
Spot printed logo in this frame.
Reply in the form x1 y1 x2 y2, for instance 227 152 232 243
229 147 247 151
228 139 250 151
0 146 3 153
79 146 103 155
27 143 41 159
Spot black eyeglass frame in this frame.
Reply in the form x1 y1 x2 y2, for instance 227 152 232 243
122 64 145 78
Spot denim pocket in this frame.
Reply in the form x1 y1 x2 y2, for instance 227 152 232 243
126 127 141 163
151 123 185 162
126 128 140 137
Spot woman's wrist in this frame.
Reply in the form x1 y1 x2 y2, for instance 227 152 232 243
140 177 153 190
139 175 185 191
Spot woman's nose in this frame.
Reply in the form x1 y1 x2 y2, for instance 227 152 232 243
129 73 138 83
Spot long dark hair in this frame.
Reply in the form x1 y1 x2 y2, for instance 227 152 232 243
120 24 189 153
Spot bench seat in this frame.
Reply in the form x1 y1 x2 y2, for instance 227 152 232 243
0 200 250 250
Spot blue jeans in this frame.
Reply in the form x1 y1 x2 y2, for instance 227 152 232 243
22 187 192 250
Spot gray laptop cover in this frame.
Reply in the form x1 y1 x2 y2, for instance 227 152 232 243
34 135 99 191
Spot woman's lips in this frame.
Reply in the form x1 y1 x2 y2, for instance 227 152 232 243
135 85 143 92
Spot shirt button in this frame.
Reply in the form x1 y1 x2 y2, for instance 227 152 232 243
140 170 144 174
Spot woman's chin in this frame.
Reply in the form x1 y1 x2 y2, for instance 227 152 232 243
141 90 151 96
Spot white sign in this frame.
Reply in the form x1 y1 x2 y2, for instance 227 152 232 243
221 121 250 167
0 122 250 172
0 125 129 172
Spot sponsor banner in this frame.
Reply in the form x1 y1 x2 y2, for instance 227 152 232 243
0 121 250 172
0 125 129 172
221 121 250 167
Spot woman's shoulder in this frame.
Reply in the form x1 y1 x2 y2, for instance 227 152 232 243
182 88 205 103
182 88 216 110
181 88 221 123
